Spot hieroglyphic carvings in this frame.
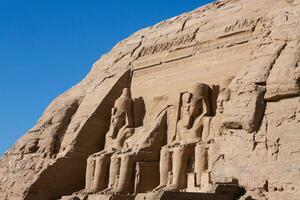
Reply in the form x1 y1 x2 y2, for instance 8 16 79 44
132 29 252 74
224 17 263 34
135 17 261 61
138 33 196 57
196 30 251 53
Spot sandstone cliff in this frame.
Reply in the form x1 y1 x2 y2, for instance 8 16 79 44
1 0 300 199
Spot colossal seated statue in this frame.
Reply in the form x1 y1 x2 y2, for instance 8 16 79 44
84 88 135 193
102 110 168 194
64 81 236 200
154 83 213 192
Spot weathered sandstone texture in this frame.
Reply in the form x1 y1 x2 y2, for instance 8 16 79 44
1 0 300 199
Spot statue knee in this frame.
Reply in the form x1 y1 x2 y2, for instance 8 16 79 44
121 155 131 163
110 154 119 165
87 156 94 162
161 148 169 157
174 146 185 155
195 144 206 155
95 156 106 163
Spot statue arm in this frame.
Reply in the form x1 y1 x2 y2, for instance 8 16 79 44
118 126 134 141
133 126 158 153
136 140 152 152
174 123 181 143
114 111 130 138
121 140 133 153
106 109 115 138
166 123 181 148
125 107 134 127
123 110 130 128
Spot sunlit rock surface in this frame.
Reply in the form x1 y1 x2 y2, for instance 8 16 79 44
1 0 300 199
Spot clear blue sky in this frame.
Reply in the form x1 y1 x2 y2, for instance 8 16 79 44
0 0 213 155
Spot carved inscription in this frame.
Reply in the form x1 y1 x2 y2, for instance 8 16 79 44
224 17 263 33
138 33 196 57
195 30 251 53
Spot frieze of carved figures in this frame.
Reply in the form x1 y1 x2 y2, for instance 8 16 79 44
224 17 263 33
139 33 196 57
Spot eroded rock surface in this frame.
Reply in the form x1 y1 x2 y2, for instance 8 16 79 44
1 0 300 199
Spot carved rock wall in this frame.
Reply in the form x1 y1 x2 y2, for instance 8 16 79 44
1 0 300 199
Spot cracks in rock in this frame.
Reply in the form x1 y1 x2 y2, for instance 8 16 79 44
263 180 269 192
290 150 300 156
50 99 82 157
210 154 225 170
271 138 281 161
265 42 288 80
131 36 145 58
179 19 188 32
265 118 269 151
251 134 258 151
249 42 288 133
131 41 142 58
113 53 127 65
92 75 115 92
265 138 281 161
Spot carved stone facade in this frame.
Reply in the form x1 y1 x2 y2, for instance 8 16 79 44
58 81 244 200
1 0 300 200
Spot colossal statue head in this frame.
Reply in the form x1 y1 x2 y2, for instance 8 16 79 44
181 83 211 128
110 88 133 130
216 79 232 114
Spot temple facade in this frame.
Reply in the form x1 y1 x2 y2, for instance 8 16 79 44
1 1 300 200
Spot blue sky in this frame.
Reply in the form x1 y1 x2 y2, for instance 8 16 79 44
0 0 213 155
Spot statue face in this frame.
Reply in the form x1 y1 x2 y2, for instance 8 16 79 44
217 88 230 113
181 93 200 128
111 107 125 128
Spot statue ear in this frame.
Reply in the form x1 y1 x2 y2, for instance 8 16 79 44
112 107 117 115
182 92 192 103
123 110 132 127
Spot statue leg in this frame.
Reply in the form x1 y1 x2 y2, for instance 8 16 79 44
107 153 121 190
154 147 171 191
115 154 134 194
85 156 95 191
92 155 110 191
167 146 188 191
195 144 208 186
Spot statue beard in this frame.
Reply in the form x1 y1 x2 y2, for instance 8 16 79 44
110 116 126 138
182 114 194 129
111 126 119 139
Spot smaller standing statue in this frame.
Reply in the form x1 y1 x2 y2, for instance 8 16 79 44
209 78 232 138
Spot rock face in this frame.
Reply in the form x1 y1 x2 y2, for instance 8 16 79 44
1 0 300 199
